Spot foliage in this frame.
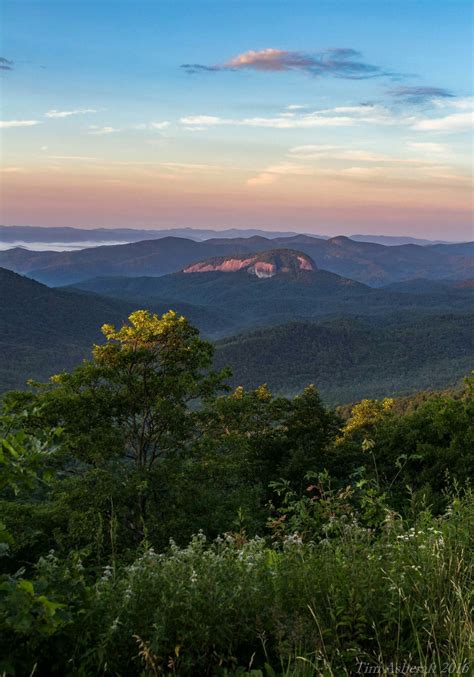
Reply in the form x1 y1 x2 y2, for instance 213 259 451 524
1 491 472 675
85 491 473 676
0 311 472 674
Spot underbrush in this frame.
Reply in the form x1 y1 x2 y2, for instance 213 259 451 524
3 489 472 676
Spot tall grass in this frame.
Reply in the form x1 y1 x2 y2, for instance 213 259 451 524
73 490 473 675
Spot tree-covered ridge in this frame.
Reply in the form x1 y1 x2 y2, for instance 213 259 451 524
215 316 474 402
0 268 228 391
0 310 472 674
3 265 472 399
0 234 472 286
70 262 473 342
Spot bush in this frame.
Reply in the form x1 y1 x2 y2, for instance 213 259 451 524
44 490 473 676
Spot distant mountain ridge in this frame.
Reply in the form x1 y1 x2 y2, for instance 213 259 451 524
0 225 457 246
349 234 452 246
0 234 472 287
0 225 320 244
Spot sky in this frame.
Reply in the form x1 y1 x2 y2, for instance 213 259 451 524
0 0 473 239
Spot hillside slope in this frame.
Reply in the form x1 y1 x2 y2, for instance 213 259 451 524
0 268 132 391
0 237 265 286
214 316 474 403
0 268 229 391
70 264 374 334
71 259 473 336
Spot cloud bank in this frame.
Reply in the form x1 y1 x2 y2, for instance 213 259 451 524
413 111 473 132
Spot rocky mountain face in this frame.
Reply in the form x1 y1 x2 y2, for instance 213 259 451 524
183 249 317 278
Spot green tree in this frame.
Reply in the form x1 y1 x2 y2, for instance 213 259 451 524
201 383 339 497
52 309 226 469
4 310 228 545
332 374 474 511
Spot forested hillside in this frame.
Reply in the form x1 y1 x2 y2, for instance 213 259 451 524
0 267 131 391
1 266 473 400
70 265 474 334
0 268 227 391
215 316 473 402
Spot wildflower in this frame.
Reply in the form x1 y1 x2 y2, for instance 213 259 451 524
284 533 303 547
101 565 113 582
110 616 121 632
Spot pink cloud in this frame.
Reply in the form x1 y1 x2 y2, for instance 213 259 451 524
182 48 388 79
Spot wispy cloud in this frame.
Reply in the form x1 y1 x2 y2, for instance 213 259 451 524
1 166 26 173
47 155 100 161
288 144 450 166
407 142 449 154
247 162 314 186
182 47 393 80
88 125 121 135
246 173 277 186
86 121 169 135
247 159 471 189
432 96 473 110
289 145 393 162
0 57 14 71
181 98 473 136
158 161 221 171
264 162 314 175
181 104 397 130
131 121 170 131
412 110 473 132
149 121 170 130
0 119 41 128
181 115 223 126
246 163 378 187
181 113 355 128
389 85 454 104
45 108 98 118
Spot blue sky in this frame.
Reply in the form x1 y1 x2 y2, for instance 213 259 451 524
1 0 473 237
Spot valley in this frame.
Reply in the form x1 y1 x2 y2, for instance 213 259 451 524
1 239 472 402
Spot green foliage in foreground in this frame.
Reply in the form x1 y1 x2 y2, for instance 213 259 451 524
0 310 472 675
2 495 473 676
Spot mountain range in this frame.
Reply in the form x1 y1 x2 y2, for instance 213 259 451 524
1 238 472 401
1 262 471 402
0 234 472 287
0 225 452 246
68 249 473 336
